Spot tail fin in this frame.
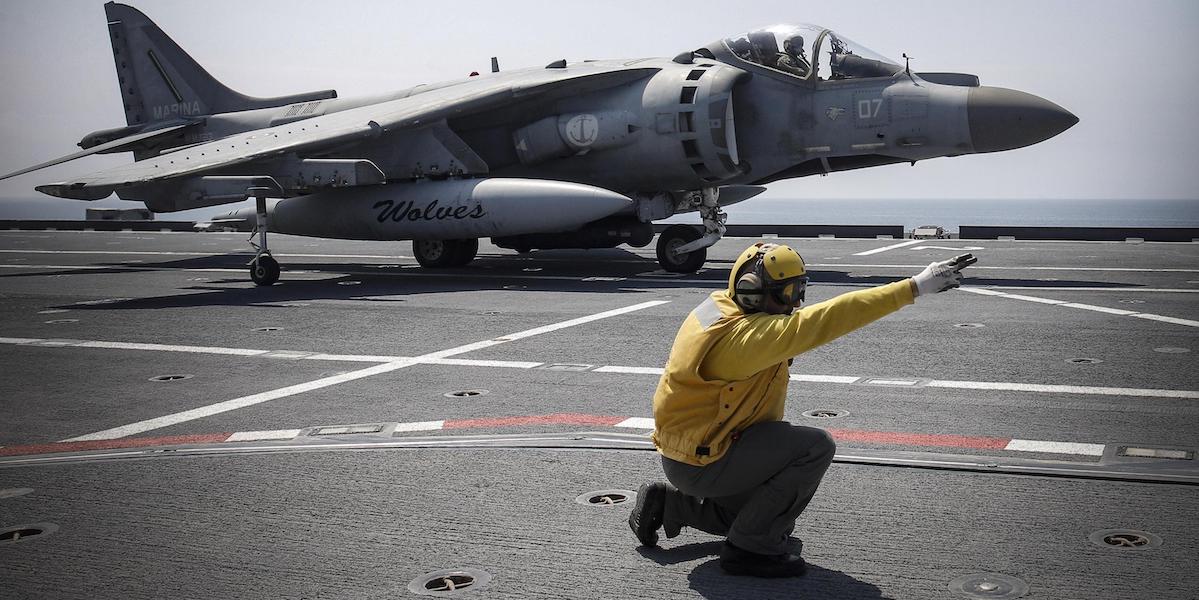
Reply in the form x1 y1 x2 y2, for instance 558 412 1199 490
105 2 336 126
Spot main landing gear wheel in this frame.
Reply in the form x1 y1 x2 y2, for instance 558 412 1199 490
656 225 706 273
414 238 479 268
250 255 280 286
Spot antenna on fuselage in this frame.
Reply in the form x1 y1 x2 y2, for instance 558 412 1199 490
491 57 500 73
902 53 918 84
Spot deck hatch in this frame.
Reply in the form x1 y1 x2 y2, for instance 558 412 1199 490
575 489 634 506
1088 529 1162 550
444 389 489 398
408 567 492 596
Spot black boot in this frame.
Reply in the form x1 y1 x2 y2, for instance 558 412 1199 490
628 482 670 546
719 541 807 578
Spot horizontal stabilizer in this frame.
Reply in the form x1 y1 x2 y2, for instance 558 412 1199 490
0 123 192 182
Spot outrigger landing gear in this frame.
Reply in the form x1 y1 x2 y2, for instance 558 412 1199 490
248 189 280 286
655 187 726 273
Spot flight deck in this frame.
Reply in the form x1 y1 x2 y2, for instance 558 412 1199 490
1 230 1196 599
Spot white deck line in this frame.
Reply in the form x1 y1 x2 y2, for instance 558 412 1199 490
983 287 1199 293
593 366 666 375
0 249 419 260
393 420 445 432
614 417 656 429
225 429 303 442
925 379 1199 399
5 251 1196 274
60 300 669 441
77 340 269 356
852 240 923 256
0 264 247 274
1005 439 1106 456
303 353 405 362
1131 313 1199 327
791 374 861 384
62 360 424 441
811 264 1199 273
418 357 544 369
8 334 1196 405
958 288 1199 328
0 337 40 344
1058 302 1138 316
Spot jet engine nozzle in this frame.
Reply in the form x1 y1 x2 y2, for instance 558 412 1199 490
967 86 1078 153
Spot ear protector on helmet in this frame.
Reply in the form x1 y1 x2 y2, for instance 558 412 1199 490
732 243 808 313
733 271 766 311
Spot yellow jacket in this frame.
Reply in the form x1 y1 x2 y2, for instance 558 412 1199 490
652 279 915 466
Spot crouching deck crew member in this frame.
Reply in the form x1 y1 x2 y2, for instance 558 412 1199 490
629 242 977 578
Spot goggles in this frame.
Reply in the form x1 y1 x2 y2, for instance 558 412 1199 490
766 275 808 306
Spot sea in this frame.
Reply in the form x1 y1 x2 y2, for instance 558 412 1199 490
669 197 1199 230
1 196 1197 232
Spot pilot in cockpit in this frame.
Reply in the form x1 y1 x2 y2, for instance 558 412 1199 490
775 35 810 77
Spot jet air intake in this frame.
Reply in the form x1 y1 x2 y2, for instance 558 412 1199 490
967 86 1078 153
270 178 631 241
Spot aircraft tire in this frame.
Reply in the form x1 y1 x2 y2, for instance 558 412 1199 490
415 239 478 268
656 225 706 273
451 238 479 266
251 255 280 286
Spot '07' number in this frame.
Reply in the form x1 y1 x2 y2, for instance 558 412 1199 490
857 98 883 119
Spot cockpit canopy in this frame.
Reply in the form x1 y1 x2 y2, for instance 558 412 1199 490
720 24 902 81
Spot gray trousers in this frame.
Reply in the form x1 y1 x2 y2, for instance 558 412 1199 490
660 421 836 555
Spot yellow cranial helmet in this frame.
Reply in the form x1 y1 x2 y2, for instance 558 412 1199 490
729 242 808 314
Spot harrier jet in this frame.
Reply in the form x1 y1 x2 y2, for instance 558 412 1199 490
2 6 1077 285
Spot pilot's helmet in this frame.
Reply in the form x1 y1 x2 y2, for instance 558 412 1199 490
729 242 808 315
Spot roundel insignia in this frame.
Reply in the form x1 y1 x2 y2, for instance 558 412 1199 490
564 114 600 147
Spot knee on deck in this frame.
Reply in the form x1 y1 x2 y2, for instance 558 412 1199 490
811 429 837 463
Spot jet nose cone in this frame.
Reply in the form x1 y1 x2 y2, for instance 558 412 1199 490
967 86 1078 153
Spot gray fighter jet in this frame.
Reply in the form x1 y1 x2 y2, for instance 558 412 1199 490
2 7 1077 285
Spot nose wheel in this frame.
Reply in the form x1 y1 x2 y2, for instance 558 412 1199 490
656 224 706 273
654 188 725 273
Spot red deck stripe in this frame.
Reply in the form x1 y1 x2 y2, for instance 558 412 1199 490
444 413 626 429
826 428 1010 450
0 433 232 457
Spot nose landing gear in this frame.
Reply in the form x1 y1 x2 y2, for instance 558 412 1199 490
655 187 726 273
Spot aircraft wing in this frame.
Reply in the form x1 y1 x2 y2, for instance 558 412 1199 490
36 67 659 200
0 123 193 182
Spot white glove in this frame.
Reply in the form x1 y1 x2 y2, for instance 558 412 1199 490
912 253 977 297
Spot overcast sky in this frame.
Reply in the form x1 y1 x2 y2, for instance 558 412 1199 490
1 0 1197 216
